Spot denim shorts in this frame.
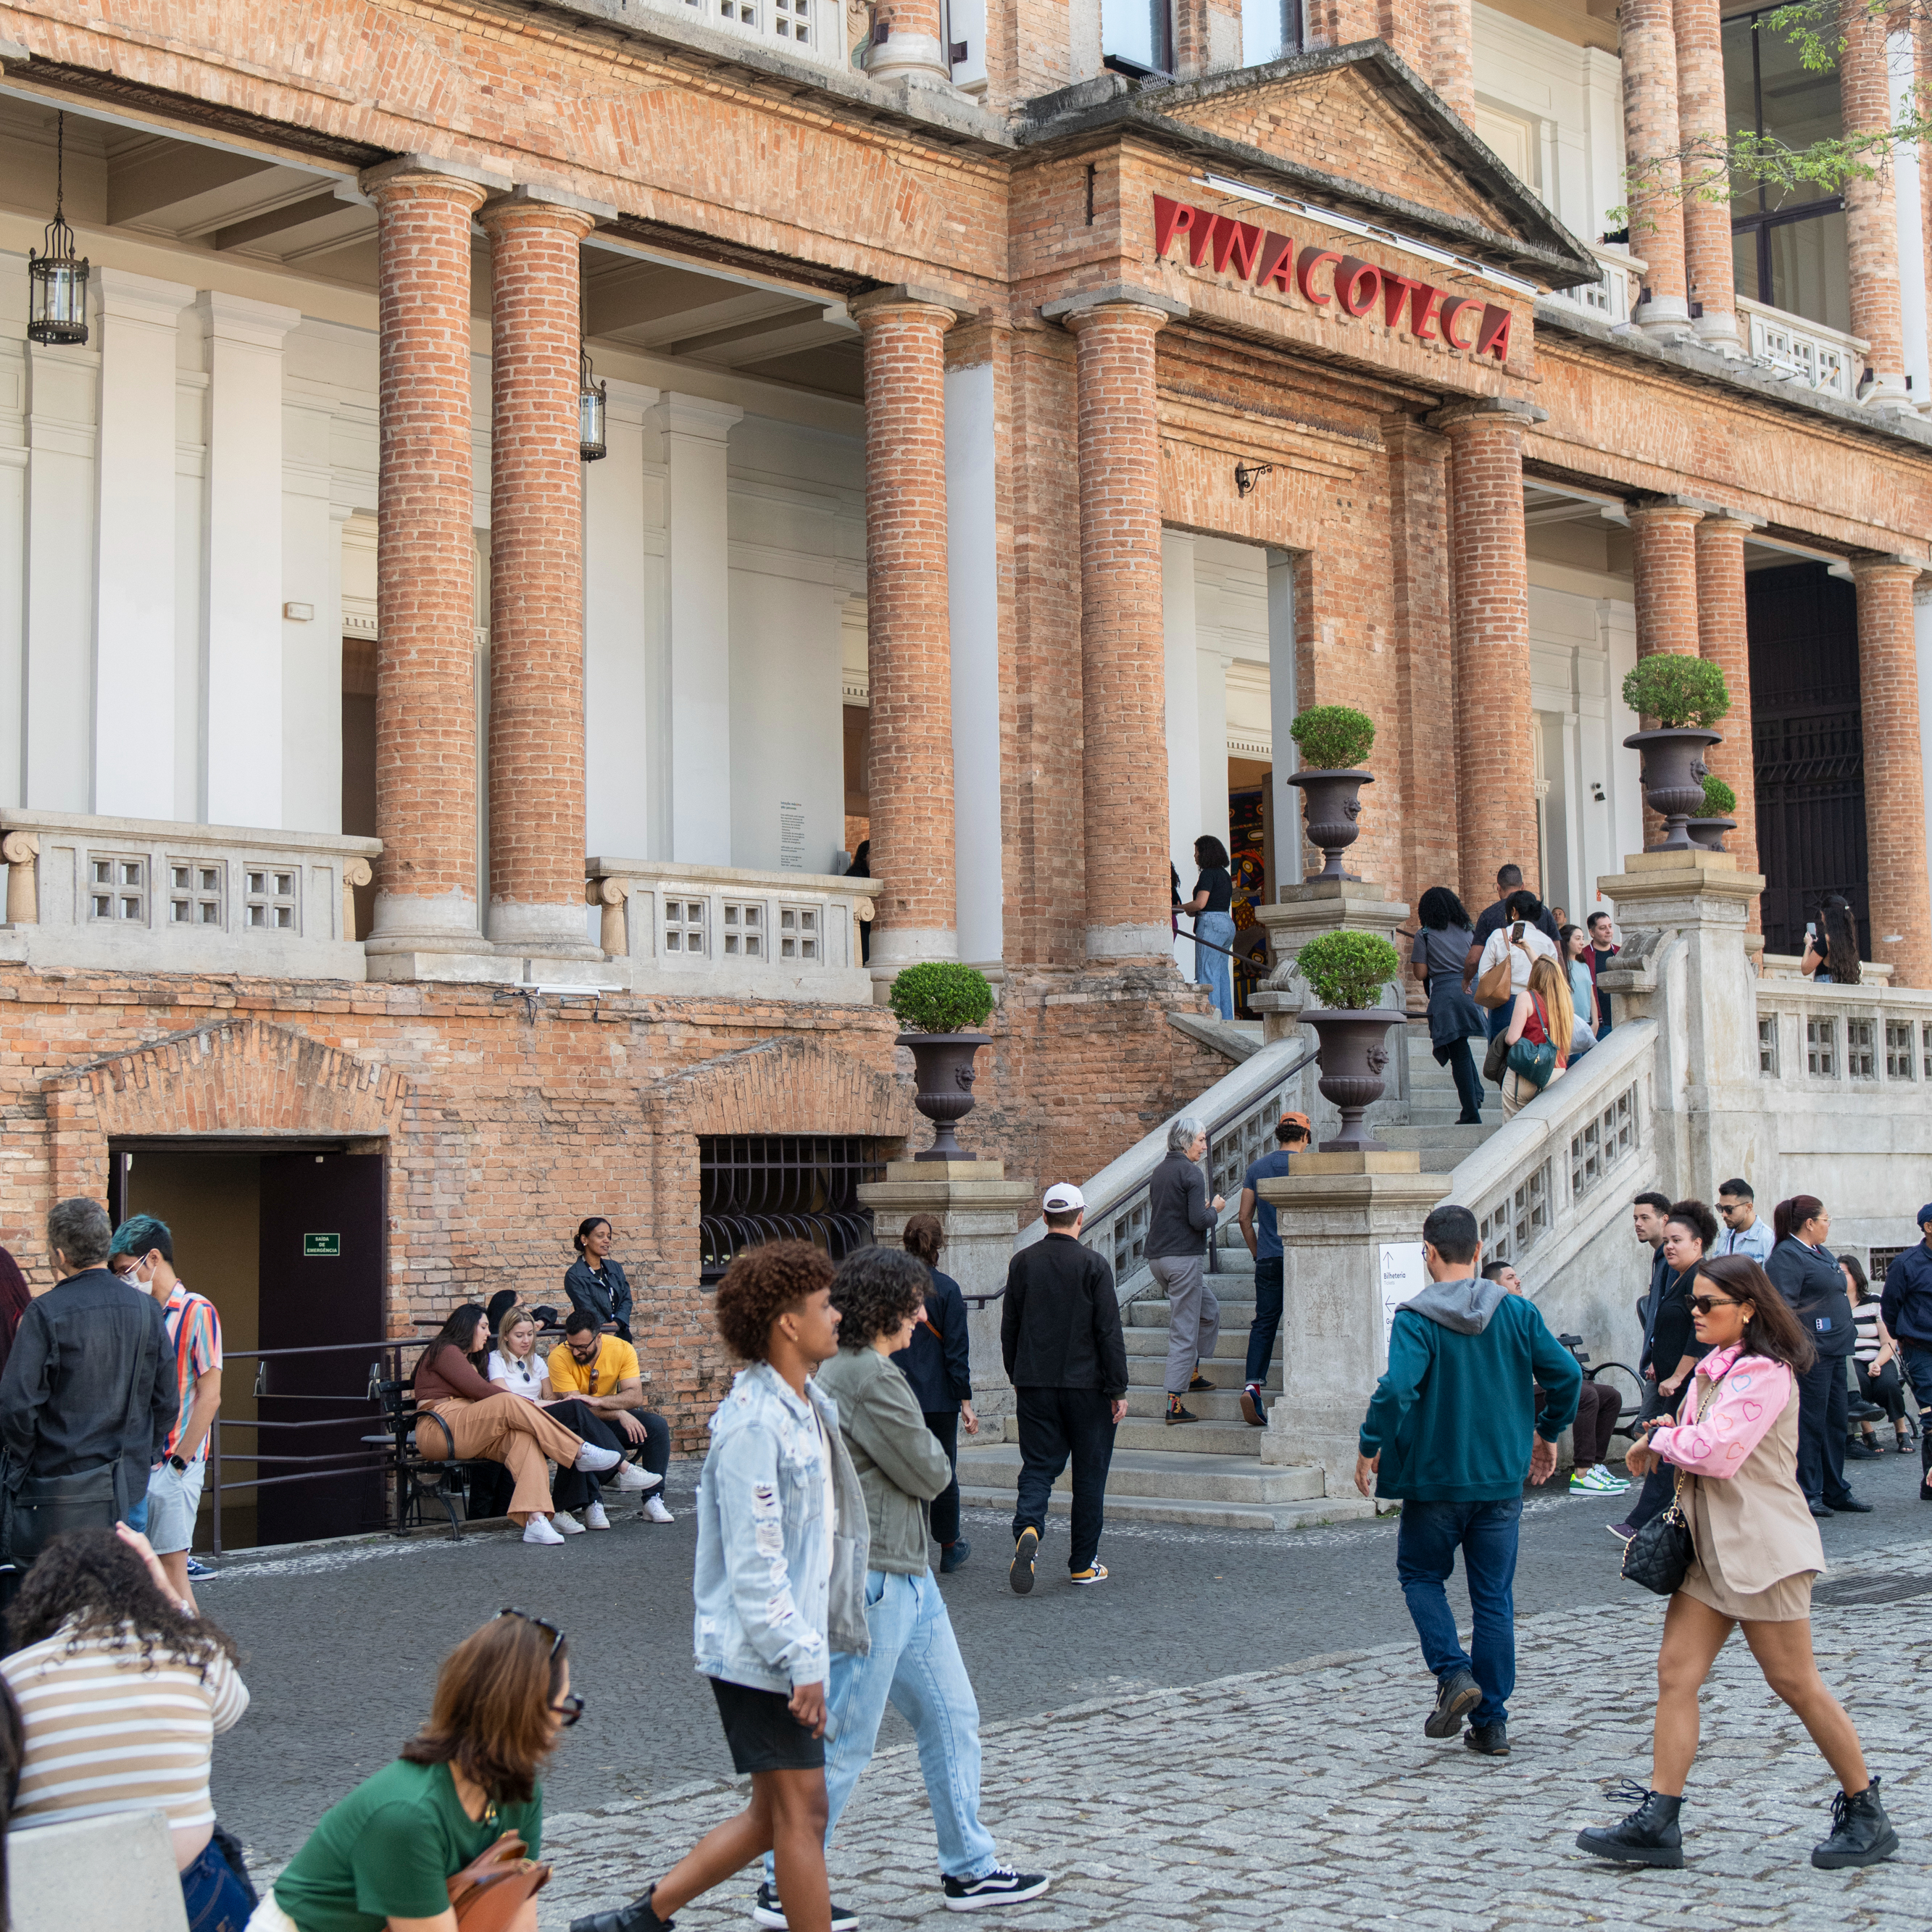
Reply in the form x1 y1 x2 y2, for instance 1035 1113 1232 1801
145 1458 207 1556
709 1675 825 1774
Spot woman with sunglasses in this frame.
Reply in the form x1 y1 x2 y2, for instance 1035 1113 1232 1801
251 1610 581 1932
1577 1254 1896 1873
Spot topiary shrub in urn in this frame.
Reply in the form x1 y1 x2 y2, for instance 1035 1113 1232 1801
1687 773 1738 853
1294 930 1404 1154
1622 656 1730 853
1286 705 1376 880
888 962 996 1162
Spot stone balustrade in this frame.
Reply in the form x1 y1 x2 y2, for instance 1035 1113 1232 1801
585 857 877 1002
1739 296 1866 401
0 810 380 980
1544 240 1644 326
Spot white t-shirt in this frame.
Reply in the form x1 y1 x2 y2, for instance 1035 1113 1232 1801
1477 920 1559 996
486 1349 544 1402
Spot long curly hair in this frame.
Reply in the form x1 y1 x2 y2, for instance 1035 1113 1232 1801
4 1529 239 1685
830 1246 929 1348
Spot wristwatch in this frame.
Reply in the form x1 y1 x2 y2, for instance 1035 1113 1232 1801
168 1454 188 1473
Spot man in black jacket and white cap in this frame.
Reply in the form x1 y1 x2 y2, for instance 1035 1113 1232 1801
999 1185 1129 1594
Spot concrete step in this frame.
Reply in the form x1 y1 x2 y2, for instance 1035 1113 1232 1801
957 1444 1375 1533
1124 1354 1281 1391
1131 1299 1258 1328
1375 1123 1504 1154
1000 1413 1267 1457
1121 1325 1279 1361
1123 1385 1256 1422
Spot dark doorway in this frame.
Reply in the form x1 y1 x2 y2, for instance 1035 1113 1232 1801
1747 562 1867 958
257 1152 386 1544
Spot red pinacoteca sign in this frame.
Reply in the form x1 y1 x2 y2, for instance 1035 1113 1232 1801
1153 194 1514 362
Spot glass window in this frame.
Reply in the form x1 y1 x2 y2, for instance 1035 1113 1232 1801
1241 0 1300 66
1102 0 1172 71
1767 207 1851 332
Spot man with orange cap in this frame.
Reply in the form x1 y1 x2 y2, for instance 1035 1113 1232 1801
1236 1112 1311 1425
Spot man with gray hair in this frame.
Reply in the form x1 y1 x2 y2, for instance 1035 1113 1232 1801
0 1199 175 1604
1146 1117 1224 1425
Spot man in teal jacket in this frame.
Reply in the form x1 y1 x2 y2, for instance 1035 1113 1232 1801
1355 1203 1581 1760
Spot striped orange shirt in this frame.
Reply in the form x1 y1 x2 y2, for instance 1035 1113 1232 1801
2 1620 249 1836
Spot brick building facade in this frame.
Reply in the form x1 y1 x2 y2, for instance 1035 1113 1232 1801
1 2 1931 1507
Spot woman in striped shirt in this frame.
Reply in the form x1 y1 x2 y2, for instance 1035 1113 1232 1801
3 1523 251 1930
1844 1255 1913 1457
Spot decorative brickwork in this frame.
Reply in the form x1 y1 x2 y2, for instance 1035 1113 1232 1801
1695 514 1760 923
1852 560 1932 987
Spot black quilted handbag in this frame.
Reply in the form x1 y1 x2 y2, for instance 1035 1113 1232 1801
1620 1494 1694 1596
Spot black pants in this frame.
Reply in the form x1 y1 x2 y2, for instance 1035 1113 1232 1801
1796 1352 1854 1507
923 1409 961 1546
1856 1358 1908 1429
1012 1386 1117 1574
1624 1383 1678 1533
549 1402 671 1512
1436 1036 1484 1123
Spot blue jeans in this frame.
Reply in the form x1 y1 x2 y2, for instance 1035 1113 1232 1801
764 1570 999 1886
1394 1496 1522 1728
1244 1255 1283 1386
182 1837 253 1932
1195 911 1236 1022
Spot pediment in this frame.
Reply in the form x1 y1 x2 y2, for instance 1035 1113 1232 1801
1022 45 1596 291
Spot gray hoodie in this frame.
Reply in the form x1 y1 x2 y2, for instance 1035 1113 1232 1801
1401 1275 1510 1335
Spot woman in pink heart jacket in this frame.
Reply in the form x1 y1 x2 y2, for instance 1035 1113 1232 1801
1576 1252 1899 1874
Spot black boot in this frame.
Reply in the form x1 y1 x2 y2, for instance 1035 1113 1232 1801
1812 1779 1899 1869
1921 1432 1932 1501
1576 1779 1685 1868
572 1886 674 1932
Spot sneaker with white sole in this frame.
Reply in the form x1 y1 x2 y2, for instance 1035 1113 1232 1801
573 1443 623 1473
1570 1465 1627 1495
642 1495 675 1524
750 1880 857 1930
616 1464 663 1493
584 1502 612 1531
1067 1562 1108 1586
550 1510 587 1535
522 1515 567 1545
941 1868 1051 1912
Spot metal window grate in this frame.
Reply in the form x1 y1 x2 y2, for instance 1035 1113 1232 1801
1887 1020 1916 1079
1870 1246 1907 1281
699 1136 884 1283
1846 1016 1875 1078
1807 1015 1836 1077
1759 1014 1779 1076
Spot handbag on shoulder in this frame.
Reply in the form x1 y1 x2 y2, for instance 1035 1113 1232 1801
1504 994 1558 1092
446 1830 551 1932
1473 920 1526 1010
1620 1371 1725 1598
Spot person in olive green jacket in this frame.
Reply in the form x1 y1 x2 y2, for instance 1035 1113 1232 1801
754 1248 1048 1926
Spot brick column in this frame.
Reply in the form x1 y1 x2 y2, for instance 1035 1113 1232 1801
1675 0 1739 349
1694 512 1760 919
1433 398 1544 909
480 191 601 957
1852 556 1932 986
1428 0 1475 124
1065 299 1173 959
362 163 491 958
1620 0 1690 334
1629 498 1704 849
867 0 950 83
1841 4 1914 410
854 288 959 968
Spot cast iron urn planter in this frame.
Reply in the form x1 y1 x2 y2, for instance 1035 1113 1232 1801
897 1032 990 1162
1286 769 1373 880
1686 817 1736 854
1623 728 1722 852
1304 1007 1404 1154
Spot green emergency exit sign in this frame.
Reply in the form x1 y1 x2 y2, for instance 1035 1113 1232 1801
304 1233 341 1258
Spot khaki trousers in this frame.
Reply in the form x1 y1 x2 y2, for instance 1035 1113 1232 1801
424 1394 583 1523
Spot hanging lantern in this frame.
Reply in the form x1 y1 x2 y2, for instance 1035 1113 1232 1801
578 343 607 462
27 114 88 348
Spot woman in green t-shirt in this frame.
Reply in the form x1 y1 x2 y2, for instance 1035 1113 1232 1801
251 1610 581 1932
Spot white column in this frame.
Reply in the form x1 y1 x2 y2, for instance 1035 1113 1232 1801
280 401 340 831
1162 528 1200 973
24 339 99 812
200 291 300 828
650 392 741 867
1266 547 1299 891
1892 30 1932 407
586 378 659 859
0 435 22 809
944 357 1003 966
94 268 193 819
1195 648 1231 865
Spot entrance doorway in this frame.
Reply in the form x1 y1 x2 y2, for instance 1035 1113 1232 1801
110 1143 386 1551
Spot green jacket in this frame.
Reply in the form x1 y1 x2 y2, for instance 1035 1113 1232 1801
815 1345 954 1574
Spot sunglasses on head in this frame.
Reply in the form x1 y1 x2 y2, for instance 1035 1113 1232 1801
1689 1294 1742 1315
496 1608 584 1725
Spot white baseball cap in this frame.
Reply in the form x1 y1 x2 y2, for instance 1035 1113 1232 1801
1041 1183 1086 1213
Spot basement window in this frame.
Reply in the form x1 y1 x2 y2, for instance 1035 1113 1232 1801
699 1136 884 1283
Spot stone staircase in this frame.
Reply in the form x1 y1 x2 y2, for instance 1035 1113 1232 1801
956 1236 1376 1531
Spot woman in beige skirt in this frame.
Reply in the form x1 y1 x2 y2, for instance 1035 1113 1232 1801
1577 1254 1898 1872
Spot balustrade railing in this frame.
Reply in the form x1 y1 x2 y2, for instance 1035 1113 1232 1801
1756 975 1932 1089
1542 241 1643 325
1738 296 1865 402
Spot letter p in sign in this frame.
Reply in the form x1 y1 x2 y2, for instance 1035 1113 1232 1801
303 1233 341 1258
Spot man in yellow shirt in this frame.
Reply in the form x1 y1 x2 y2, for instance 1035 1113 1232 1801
547 1312 674 1523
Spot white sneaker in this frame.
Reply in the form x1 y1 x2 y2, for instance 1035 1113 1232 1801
584 1502 612 1531
615 1463 663 1493
642 1495 675 1524
573 1442 622 1473
522 1515 567 1545
549 1510 586 1535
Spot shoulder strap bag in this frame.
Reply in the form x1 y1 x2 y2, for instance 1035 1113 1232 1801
446 1830 551 1932
1473 921 1523 1009
1505 992 1559 1092
1621 1369 1726 1596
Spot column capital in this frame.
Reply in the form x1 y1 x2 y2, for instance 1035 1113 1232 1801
1626 494 1711 525
850 283 967 328
1043 283 1188 327
649 392 744 443
1693 507 1763 535
1848 549 1929 578
359 156 503 210
94 265 196 327
483 180 616 224
196 288 302 348
1425 395 1547 434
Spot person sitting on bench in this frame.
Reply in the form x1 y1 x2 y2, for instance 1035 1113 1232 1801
414 1304 619 1547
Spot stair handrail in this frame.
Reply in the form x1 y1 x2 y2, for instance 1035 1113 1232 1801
1015 1030 1318 1300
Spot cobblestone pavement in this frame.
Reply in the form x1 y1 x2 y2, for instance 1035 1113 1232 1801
532 1538 1931 1932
